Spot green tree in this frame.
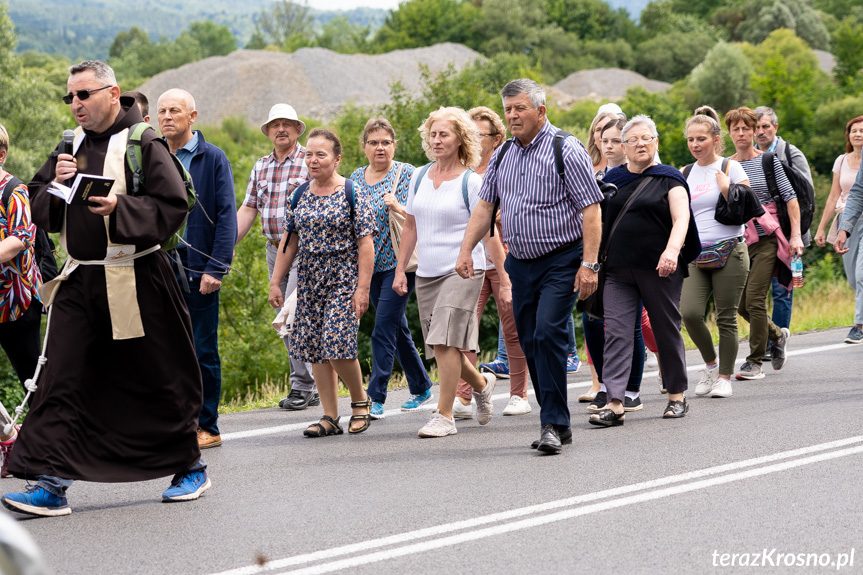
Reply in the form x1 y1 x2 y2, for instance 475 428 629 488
373 0 480 52
808 94 863 175
689 41 754 112
634 30 717 82
313 16 371 54
180 21 237 58
736 0 830 49
547 0 640 43
109 26 150 59
252 0 314 51
641 0 720 38
831 19 863 92
744 29 833 146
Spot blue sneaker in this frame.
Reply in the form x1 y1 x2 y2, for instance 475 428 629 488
478 359 510 379
567 354 581 373
2 485 71 517
370 401 385 420
400 388 434 411
162 469 211 502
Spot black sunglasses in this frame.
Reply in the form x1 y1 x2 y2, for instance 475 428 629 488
62 86 111 105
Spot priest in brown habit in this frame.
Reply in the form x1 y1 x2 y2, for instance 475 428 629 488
2 60 211 517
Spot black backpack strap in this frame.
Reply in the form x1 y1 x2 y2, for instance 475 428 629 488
283 181 310 252
762 152 781 202
1 176 24 206
344 178 356 234
490 140 514 238
682 164 694 180
554 130 572 181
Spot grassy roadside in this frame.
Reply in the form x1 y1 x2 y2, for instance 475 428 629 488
219 276 857 415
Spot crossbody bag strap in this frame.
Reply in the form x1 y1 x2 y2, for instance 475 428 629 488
600 176 654 262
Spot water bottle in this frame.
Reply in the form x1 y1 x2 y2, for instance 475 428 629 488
791 255 804 288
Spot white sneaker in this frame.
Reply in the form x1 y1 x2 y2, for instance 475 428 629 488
694 365 719 396
502 395 532 416
710 377 733 398
473 372 496 425
645 349 659 368
452 398 474 420
418 411 457 437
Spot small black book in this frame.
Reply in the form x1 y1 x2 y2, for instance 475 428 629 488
48 174 114 206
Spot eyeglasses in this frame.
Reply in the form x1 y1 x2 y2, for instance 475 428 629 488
62 86 111 105
478 132 497 138
601 138 623 146
365 140 394 148
623 135 657 146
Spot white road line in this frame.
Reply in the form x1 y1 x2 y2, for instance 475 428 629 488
204 436 863 575
220 340 859 442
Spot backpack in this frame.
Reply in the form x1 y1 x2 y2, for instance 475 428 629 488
1 176 60 283
283 178 356 250
762 148 815 244
489 130 573 236
125 122 201 251
413 163 473 210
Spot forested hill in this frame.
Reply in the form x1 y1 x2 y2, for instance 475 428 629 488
9 0 387 59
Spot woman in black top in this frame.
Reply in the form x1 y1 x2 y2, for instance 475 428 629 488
591 115 700 425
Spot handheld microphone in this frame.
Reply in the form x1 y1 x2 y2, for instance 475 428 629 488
62 129 75 186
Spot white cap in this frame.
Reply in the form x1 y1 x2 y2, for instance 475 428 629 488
261 104 306 137
596 103 625 118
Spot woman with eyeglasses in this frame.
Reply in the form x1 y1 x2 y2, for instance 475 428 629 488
590 115 700 426
348 118 434 419
452 107 530 419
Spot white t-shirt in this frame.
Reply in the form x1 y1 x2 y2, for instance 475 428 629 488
687 158 749 244
406 169 486 278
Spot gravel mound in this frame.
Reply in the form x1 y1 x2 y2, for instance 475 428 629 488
553 68 671 102
812 50 836 75
138 44 482 125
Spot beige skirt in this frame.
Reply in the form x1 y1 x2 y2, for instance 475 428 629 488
415 271 485 359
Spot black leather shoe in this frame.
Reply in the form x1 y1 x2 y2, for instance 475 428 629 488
536 424 563 454
531 426 572 449
279 389 320 411
587 391 607 412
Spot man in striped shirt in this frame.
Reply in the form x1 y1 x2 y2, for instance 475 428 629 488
236 104 318 410
457 79 603 454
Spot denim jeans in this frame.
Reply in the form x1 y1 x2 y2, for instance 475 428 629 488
36 459 207 497
770 277 793 329
183 279 222 436
367 269 431 403
566 312 577 356
495 321 508 364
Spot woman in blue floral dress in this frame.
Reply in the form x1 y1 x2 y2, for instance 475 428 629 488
269 128 376 437
350 117 434 419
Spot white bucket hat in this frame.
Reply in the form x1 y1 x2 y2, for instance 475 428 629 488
261 104 306 137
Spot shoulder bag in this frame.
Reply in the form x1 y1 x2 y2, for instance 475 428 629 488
576 176 654 319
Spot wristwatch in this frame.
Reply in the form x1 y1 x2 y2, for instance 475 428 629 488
581 261 601 272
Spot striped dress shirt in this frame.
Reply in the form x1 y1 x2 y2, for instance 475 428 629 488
479 121 603 260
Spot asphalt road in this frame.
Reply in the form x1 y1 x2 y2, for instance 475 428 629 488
5 327 862 575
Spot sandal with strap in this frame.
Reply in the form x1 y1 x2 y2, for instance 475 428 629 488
303 415 343 437
349 396 372 434
662 398 689 419
588 409 625 427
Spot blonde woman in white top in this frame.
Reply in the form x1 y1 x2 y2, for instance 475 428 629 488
393 107 510 438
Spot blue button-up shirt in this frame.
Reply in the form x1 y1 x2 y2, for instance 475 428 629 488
479 120 602 260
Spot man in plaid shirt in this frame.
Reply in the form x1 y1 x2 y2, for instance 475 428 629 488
236 103 318 410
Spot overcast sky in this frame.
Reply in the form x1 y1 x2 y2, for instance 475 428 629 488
305 0 400 10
